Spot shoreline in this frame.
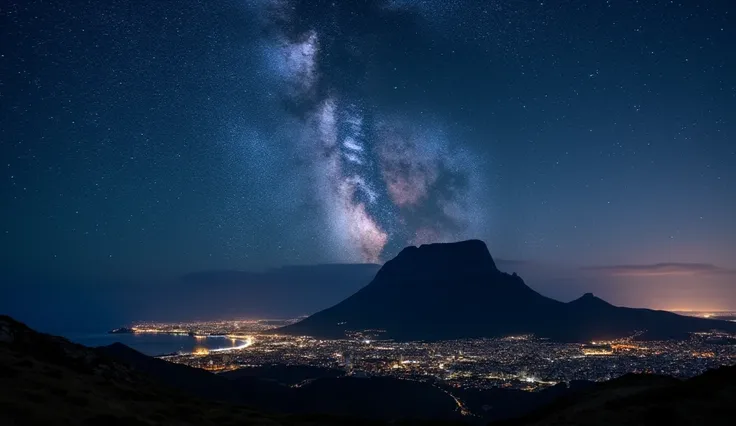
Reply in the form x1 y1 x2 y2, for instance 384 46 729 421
70 331 251 358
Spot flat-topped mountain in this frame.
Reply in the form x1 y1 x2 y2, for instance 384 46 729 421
278 240 736 341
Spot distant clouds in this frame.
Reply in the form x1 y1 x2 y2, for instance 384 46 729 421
581 263 736 277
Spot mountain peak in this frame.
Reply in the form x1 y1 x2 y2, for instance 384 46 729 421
581 292 596 299
570 292 613 308
394 239 497 271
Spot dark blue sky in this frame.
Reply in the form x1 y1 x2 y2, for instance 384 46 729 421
1 0 735 319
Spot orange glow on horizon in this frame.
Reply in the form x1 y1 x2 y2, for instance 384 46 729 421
662 308 728 314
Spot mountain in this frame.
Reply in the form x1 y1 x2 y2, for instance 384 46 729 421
277 240 736 341
496 366 736 426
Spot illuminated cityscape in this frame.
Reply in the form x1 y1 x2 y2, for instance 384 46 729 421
115 317 736 391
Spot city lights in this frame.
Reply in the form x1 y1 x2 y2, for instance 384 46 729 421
118 318 736 391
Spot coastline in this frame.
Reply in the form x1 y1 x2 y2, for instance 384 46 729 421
66 331 249 357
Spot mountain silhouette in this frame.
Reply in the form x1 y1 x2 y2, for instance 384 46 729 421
278 240 736 341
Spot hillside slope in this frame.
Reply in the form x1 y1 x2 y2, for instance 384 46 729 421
497 368 736 426
0 315 458 426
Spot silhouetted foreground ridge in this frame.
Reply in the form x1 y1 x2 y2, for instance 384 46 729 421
278 240 736 341
2 314 736 426
0 315 462 425
498 365 736 426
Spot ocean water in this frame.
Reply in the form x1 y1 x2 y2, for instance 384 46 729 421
64 332 244 356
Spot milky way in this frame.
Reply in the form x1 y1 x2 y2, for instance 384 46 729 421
3 0 736 310
254 0 487 262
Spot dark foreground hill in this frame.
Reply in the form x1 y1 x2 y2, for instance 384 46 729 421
220 363 344 386
454 381 597 422
0 315 286 426
497 366 736 426
0 315 463 425
278 240 736 341
3 314 736 425
100 343 461 420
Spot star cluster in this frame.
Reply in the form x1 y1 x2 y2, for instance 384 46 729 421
242 0 491 262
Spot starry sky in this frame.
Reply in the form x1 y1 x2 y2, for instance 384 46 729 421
2 0 735 318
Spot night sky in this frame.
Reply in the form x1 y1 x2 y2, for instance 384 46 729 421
2 0 735 322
